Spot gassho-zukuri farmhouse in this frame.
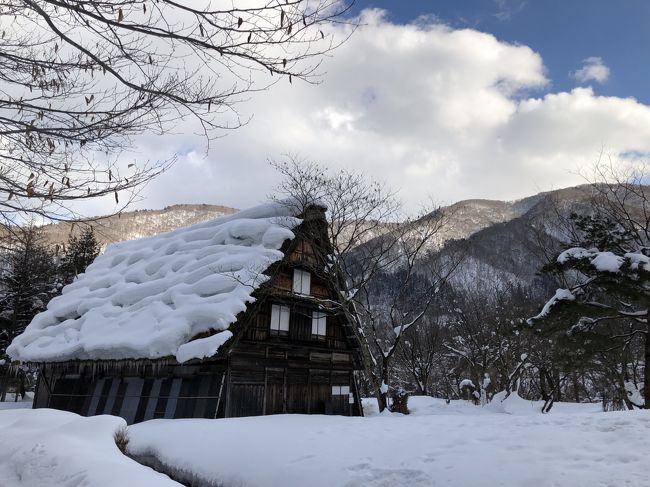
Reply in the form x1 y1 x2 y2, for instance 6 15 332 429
7 201 364 423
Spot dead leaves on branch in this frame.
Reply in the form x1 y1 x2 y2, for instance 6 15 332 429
0 0 352 220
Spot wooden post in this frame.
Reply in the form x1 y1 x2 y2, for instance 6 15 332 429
282 367 287 414
263 366 268 415
352 370 364 417
307 369 312 414
224 357 232 418
39 366 54 408
0 375 6 402
213 372 226 419
645 319 650 409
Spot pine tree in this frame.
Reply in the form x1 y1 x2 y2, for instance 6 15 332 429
0 226 60 399
0 227 60 335
531 213 650 409
567 212 635 254
60 227 101 284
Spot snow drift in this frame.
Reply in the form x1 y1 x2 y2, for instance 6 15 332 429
0 409 180 487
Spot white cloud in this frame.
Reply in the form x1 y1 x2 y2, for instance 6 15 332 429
78 10 650 217
571 57 611 84
493 0 527 21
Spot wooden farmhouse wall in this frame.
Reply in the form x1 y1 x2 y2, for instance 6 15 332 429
32 206 364 422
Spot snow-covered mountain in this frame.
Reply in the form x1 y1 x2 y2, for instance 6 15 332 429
435 185 599 295
37 185 597 249
36 186 598 297
430 185 596 246
40 204 238 248
436 199 521 242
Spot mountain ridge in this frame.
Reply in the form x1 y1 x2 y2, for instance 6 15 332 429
39 203 239 249
37 185 599 252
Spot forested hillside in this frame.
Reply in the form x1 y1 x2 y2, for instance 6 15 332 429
38 204 238 249
350 183 646 411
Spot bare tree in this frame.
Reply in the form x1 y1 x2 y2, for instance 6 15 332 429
356 224 460 411
395 314 446 396
586 157 650 247
440 282 535 405
0 0 355 223
272 156 462 411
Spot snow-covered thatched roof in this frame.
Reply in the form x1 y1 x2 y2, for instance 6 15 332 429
8 202 302 364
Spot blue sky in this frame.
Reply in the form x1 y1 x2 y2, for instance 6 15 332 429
79 2 650 216
352 0 650 103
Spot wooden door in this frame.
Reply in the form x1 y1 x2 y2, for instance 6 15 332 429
265 383 285 415
229 384 264 417
309 383 331 414
265 367 285 415
286 369 309 414
331 393 349 416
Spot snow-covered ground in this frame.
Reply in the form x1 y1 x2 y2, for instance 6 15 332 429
2 394 649 487
0 392 33 411
128 394 650 487
0 408 181 487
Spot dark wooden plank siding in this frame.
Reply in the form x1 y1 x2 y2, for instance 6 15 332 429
42 364 226 424
286 368 310 414
229 384 264 417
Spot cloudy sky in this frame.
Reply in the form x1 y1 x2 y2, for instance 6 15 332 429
84 0 650 215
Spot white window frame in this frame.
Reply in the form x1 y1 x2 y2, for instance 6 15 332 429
270 304 290 333
292 269 311 295
331 385 350 396
311 311 327 338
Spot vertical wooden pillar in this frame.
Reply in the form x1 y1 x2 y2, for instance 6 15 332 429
224 358 232 418
307 370 312 414
263 366 268 415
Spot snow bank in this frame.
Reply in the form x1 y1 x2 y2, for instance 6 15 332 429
129 404 650 487
485 390 603 415
0 409 180 487
8 202 301 363
363 394 603 417
385 395 493 416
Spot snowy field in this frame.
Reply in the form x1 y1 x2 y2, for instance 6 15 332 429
2 394 650 487
0 392 33 411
